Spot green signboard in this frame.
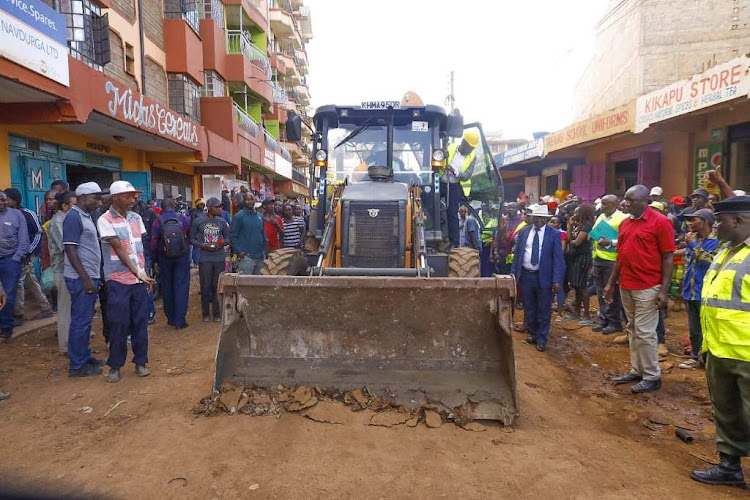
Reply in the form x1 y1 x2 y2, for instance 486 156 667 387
694 143 723 194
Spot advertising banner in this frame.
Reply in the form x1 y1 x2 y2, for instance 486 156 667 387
0 0 69 86
274 153 292 180
545 102 635 153
636 56 750 132
502 138 545 167
694 143 722 194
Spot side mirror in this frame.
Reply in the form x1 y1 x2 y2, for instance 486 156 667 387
286 112 302 142
446 112 464 138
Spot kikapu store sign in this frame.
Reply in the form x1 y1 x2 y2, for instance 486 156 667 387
105 80 200 147
636 56 750 132
0 0 69 86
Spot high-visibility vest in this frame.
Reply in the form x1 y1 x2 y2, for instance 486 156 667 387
592 210 628 261
506 220 528 264
481 218 498 244
700 244 750 362
439 143 476 197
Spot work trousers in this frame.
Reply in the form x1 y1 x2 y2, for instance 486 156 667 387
0 257 22 332
15 257 52 317
593 259 622 329
440 182 462 248
158 253 190 328
706 352 750 457
55 271 71 353
199 260 224 318
480 243 493 277
64 277 100 370
144 254 156 320
98 279 110 343
685 300 703 359
106 281 149 369
238 256 264 275
620 286 661 381
520 269 553 348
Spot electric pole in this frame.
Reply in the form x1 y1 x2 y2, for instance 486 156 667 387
445 70 455 113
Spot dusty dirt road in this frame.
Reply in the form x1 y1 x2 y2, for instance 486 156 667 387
0 282 747 499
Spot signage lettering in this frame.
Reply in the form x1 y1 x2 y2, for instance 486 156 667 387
105 81 200 147
502 138 545 167
545 102 635 153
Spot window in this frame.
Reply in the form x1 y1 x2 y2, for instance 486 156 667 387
54 0 110 70
202 0 224 25
201 71 226 97
164 0 203 33
125 43 135 75
168 73 201 121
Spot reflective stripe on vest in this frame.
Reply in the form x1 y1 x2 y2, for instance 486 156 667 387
592 211 627 261
439 143 475 197
700 244 750 362
481 218 498 243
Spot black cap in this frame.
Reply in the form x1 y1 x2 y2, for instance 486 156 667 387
683 208 715 225
690 188 709 199
713 195 750 215
206 197 222 207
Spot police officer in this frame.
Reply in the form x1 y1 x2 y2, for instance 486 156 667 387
690 195 750 489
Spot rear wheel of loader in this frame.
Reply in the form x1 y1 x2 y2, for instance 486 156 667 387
448 247 480 278
261 248 308 276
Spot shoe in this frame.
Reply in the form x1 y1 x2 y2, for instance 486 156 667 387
202 316 211 323
536 344 546 352
213 316 221 323
613 373 642 385
554 316 563 324
32 311 54 320
0 391 9 401
631 379 661 393
175 323 189 330
105 368 121 383
691 453 747 489
135 365 151 377
601 325 622 335
678 359 700 370
524 337 537 345
658 344 669 357
69 364 103 378
87 357 106 368
148 316 157 325
613 334 629 345
167 321 176 327
578 319 593 326
592 324 604 332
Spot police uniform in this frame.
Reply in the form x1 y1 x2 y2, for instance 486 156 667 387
691 196 750 489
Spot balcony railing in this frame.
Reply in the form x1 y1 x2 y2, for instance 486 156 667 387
292 168 307 184
270 81 289 106
279 144 291 162
226 30 270 76
263 128 278 152
233 102 259 138
286 89 299 102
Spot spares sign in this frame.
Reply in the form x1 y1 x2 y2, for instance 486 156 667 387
636 56 750 132
0 0 69 86
545 102 634 153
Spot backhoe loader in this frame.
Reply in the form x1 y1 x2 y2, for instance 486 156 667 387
213 96 519 423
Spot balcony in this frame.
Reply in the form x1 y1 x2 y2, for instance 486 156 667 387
234 102 260 138
263 128 279 152
226 31 270 76
292 168 307 184
279 143 291 162
269 7 295 38
270 81 289 106
294 84 310 105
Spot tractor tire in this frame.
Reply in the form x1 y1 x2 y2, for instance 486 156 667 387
448 247 480 278
261 248 308 276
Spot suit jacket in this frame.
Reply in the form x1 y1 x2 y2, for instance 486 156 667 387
510 225 565 289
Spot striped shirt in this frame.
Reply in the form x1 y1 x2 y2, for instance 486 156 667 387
97 207 147 285
282 216 305 248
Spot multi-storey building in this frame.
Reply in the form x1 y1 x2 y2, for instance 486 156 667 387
0 0 312 211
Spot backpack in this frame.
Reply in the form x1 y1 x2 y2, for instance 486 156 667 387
159 216 189 258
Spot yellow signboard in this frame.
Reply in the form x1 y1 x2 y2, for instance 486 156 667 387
545 101 635 153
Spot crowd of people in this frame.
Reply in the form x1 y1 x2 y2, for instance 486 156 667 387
0 181 308 386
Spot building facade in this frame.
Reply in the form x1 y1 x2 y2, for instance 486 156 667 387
0 0 312 212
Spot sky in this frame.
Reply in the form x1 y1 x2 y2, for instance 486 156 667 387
305 0 608 140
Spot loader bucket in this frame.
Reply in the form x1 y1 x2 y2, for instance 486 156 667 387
214 275 519 424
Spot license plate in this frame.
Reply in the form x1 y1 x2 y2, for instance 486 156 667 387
361 101 401 110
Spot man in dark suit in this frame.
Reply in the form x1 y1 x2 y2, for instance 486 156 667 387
511 205 565 352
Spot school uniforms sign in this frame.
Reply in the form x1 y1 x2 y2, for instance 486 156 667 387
0 0 69 86
636 56 750 133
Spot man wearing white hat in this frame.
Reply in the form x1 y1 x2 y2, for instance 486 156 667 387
510 204 565 352
97 181 155 383
649 186 663 203
63 182 106 377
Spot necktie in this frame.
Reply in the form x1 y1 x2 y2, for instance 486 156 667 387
531 228 540 266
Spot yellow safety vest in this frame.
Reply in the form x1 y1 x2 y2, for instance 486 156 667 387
592 210 628 261
506 220 528 264
701 244 750 362
439 143 476 197
481 218 498 244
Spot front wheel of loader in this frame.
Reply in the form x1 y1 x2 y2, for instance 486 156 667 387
261 248 309 276
448 247 480 277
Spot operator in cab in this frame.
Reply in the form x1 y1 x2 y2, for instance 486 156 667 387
439 130 479 248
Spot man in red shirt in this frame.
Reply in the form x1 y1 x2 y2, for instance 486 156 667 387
604 185 674 394
261 199 284 252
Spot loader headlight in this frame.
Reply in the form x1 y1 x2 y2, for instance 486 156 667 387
432 149 445 162
315 150 328 162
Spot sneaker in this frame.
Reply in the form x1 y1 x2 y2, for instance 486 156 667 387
69 364 103 378
679 358 700 369
601 325 622 335
135 365 151 377
613 334 629 345
658 344 669 357
213 316 222 323
0 391 9 401
202 316 211 323
87 357 106 368
105 368 121 383
578 319 593 326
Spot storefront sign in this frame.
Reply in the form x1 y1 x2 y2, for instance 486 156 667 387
636 56 750 132
104 81 200 148
275 153 292 180
502 138 545 167
694 143 722 194
545 102 634 153
263 148 275 170
0 0 69 85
